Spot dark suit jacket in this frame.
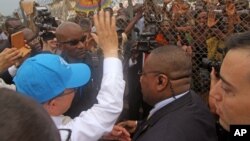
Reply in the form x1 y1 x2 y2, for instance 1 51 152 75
63 51 103 118
133 91 218 141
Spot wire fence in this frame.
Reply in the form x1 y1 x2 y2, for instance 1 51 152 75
107 0 249 96
119 0 249 95
35 0 249 95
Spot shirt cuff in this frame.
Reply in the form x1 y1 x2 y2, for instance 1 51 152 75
8 65 17 77
103 57 122 75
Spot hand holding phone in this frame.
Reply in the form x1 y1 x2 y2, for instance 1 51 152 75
11 31 31 57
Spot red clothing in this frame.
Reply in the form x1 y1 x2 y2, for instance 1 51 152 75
155 33 168 45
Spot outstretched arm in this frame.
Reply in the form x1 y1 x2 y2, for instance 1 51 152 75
60 10 125 141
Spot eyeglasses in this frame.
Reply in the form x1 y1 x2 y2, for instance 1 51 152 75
44 89 76 104
59 129 72 141
60 36 87 46
60 89 76 97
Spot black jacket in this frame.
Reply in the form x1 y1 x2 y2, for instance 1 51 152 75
63 51 103 118
133 91 218 141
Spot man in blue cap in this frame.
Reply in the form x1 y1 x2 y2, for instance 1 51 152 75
14 10 128 141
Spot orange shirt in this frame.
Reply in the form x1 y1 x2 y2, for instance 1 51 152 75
155 33 168 45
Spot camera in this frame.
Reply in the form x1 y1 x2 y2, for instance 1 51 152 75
132 23 160 53
144 13 163 23
202 58 222 77
136 31 159 53
34 6 58 32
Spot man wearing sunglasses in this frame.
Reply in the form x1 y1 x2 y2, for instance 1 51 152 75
56 18 103 118
14 10 127 141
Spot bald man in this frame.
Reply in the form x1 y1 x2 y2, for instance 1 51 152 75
131 46 218 141
22 28 42 55
56 21 103 118
111 46 218 141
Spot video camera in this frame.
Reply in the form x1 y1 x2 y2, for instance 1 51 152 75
34 6 58 32
144 13 163 24
202 58 222 77
135 31 159 53
133 17 161 53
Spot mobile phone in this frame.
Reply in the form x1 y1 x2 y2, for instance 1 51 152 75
11 31 31 57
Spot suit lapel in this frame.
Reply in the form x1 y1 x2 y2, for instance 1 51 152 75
133 91 193 141
133 119 150 140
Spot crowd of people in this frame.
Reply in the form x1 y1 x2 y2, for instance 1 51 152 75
0 0 250 141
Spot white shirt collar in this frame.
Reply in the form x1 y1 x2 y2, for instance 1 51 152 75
148 91 189 118
51 115 72 128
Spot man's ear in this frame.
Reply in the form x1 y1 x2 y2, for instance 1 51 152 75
157 74 168 91
43 99 57 115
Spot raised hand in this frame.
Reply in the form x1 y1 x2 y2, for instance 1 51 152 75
0 48 22 73
207 11 218 28
226 0 236 16
92 10 118 58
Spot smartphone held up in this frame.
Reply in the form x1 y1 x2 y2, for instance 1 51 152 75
11 31 31 57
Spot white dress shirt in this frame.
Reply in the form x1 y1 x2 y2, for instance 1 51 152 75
0 78 16 90
148 91 189 119
52 58 125 141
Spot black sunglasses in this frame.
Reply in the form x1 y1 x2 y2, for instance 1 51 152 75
60 36 87 46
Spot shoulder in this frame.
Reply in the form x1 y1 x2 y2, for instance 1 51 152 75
145 92 217 139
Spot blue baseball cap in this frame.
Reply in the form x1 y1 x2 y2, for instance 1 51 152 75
14 54 91 103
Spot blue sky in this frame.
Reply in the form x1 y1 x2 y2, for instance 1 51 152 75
0 0 20 16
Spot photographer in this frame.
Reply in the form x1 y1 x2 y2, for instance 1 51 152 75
32 6 59 54
209 31 250 140
40 31 60 54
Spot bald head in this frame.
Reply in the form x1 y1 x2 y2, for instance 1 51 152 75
141 46 192 104
56 22 83 42
22 28 35 41
149 45 192 80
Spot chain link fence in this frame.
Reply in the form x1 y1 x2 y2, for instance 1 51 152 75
144 0 250 94
115 0 249 96
36 0 249 95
